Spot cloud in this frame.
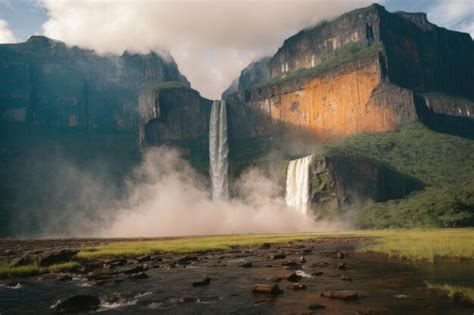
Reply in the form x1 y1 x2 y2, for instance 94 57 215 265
39 0 373 99
0 19 16 43
427 0 474 36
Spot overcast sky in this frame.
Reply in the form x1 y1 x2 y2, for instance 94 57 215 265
0 0 472 99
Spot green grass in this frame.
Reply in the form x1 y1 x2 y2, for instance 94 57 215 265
77 232 326 259
77 229 474 262
354 228 474 261
0 261 80 278
313 123 474 228
425 282 474 303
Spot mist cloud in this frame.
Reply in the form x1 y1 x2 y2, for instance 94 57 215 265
103 147 343 237
39 0 373 99
0 19 16 43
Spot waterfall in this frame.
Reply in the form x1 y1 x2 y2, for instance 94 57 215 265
285 155 312 213
209 100 229 200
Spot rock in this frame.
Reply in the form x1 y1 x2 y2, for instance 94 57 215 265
102 258 127 268
52 295 100 312
177 255 198 265
238 261 253 268
6 281 22 288
302 248 312 255
260 243 271 249
121 264 145 274
341 276 352 281
36 249 78 267
310 262 328 268
176 296 197 304
10 255 33 267
271 253 286 260
336 263 349 270
298 256 306 264
282 260 298 267
56 273 72 282
287 283 307 291
87 270 118 281
309 303 326 310
312 271 324 276
286 272 302 282
129 272 149 280
321 290 359 300
252 284 283 295
192 275 211 287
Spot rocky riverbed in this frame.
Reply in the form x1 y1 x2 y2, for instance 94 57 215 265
0 237 473 314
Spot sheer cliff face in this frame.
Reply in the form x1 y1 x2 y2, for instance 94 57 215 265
0 36 189 130
225 4 474 143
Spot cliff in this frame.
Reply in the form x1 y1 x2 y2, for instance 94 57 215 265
225 4 474 144
0 36 190 130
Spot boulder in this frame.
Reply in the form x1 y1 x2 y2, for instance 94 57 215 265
177 255 199 265
36 249 78 267
238 261 253 268
192 275 211 287
321 290 359 300
286 272 302 282
252 284 283 295
309 303 326 310
271 253 286 260
52 295 100 312
129 272 149 280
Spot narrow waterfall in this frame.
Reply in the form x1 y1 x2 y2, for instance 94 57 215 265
209 100 229 200
285 155 312 213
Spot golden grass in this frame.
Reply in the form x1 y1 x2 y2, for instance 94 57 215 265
353 228 474 262
0 261 80 278
77 228 474 262
425 282 474 303
77 232 327 259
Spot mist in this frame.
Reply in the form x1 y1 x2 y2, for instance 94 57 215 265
103 147 345 237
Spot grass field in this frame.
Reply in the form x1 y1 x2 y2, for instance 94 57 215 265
1 229 472 278
77 228 474 262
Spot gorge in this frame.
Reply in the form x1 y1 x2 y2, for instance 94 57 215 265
0 4 473 236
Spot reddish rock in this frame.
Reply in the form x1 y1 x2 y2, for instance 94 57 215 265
252 284 283 295
321 290 359 300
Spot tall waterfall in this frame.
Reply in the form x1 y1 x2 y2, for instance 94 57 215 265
285 155 312 213
209 100 229 200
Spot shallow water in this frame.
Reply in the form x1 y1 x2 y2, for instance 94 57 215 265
0 240 473 314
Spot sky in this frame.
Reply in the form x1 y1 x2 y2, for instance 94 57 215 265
0 0 472 99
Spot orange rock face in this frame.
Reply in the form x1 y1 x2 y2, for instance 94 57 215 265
234 57 410 143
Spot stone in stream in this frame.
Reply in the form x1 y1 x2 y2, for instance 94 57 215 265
238 261 253 268
312 271 324 276
192 275 211 287
121 264 145 274
281 260 299 267
177 255 199 265
56 273 72 282
52 295 100 312
10 254 33 267
268 276 284 283
321 290 359 300
271 253 286 260
252 284 283 295
286 272 302 282
341 275 352 281
336 262 349 270
129 272 149 280
287 283 307 290
36 249 78 266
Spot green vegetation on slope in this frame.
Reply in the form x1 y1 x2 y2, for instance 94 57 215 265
254 42 384 89
314 123 474 228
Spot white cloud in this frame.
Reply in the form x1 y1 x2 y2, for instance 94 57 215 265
427 0 474 36
39 0 373 99
0 19 16 43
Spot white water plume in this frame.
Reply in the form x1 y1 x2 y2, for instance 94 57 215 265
285 155 313 213
209 100 229 200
